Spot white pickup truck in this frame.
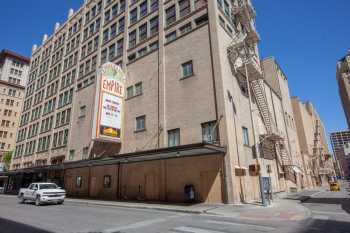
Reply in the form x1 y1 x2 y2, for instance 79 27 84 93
18 183 66 206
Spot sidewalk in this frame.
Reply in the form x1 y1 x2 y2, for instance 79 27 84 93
1 193 311 222
65 197 312 222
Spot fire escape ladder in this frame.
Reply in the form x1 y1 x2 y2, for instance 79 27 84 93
227 0 294 169
250 79 273 134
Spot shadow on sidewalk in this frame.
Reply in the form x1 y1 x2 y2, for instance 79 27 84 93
0 217 53 233
297 219 350 233
302 198 350 214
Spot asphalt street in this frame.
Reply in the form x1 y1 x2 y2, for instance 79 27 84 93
0 183 349 233
300 181 350 233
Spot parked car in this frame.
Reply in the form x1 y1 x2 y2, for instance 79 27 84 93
18 183 66 206
329 181 340 192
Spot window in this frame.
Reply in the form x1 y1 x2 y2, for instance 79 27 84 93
129 30 137 48
180 23 192 34
76 176 82 188
117 39 124 56
118 17 125 33
109 44 116 61
151 0 159 11
224 0 230 16
135 82 143 95
139 23 148 41
79 105 87 118
166 5 176 26
82 147 89 160
150 16 159 35
181 60 193 78
101 49 108 64
165 31 176 43
112 3 119 17
140 1 148 18
138 47 147 57
202 121 218 143
110 23 117 38
179 0 191 17
127 86 134 98
103 175 112 188
69 150 75 160
242 127 249 146
130 8 138 24
136 115 145 131
168 129 180 147
105 10 111 22
103 29 109 43
149 41 159 51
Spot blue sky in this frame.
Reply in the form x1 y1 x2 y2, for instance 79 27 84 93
0 0 349 138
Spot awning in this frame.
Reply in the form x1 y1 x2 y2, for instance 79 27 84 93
234 165 247 170
7 143 226 172
292 166 303 174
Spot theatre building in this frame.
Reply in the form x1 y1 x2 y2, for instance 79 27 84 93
7 0 306 203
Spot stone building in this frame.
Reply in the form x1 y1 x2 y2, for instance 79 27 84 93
0 50 30 167
336 50 350 129
292 98 335 187
261 57 304 192
330 130 350 178
9 0 308 203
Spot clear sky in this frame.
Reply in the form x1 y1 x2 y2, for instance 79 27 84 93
0 0 349 138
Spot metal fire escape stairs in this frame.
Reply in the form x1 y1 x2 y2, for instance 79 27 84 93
227 0 293 171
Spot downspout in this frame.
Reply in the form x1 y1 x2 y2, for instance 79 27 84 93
228 93 245 202
207 8 227 202
244 62 266 206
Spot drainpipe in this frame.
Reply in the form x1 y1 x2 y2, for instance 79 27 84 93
244 63 267 207
228 92 245 202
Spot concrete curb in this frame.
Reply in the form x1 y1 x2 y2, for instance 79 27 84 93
65 199 204 214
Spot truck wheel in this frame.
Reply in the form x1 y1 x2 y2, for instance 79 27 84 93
35 196 41 206
58 200 64 205
19 194 25 204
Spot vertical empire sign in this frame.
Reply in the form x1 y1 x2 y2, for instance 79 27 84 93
95 63 126 142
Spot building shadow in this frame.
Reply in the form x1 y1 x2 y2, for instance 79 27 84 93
302 197 350 214
0 217 53 233
296 219 350 233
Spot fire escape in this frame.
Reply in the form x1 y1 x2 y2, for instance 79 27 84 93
227 0 293 177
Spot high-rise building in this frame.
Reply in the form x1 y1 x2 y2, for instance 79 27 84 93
330 130 350 178
9 0 307 203
336 50 350 129
0 50 30 166
292 98 335 187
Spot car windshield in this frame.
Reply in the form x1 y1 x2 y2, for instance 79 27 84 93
39 184 58 190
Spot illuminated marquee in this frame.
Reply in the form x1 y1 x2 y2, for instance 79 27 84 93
95 63 126 142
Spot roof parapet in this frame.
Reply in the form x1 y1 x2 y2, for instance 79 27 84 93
42 34 48 44
68 8 74 18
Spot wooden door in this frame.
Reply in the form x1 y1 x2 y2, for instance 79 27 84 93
90 177 98 198
200 171 223 203
145 173 159 201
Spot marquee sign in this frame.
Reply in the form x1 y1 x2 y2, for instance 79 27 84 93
95 63 126 142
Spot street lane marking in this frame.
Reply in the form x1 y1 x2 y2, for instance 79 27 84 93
312 215 329 220
312 210 350 216
171 226 228 233
102 214 187 233
206 220 275 232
